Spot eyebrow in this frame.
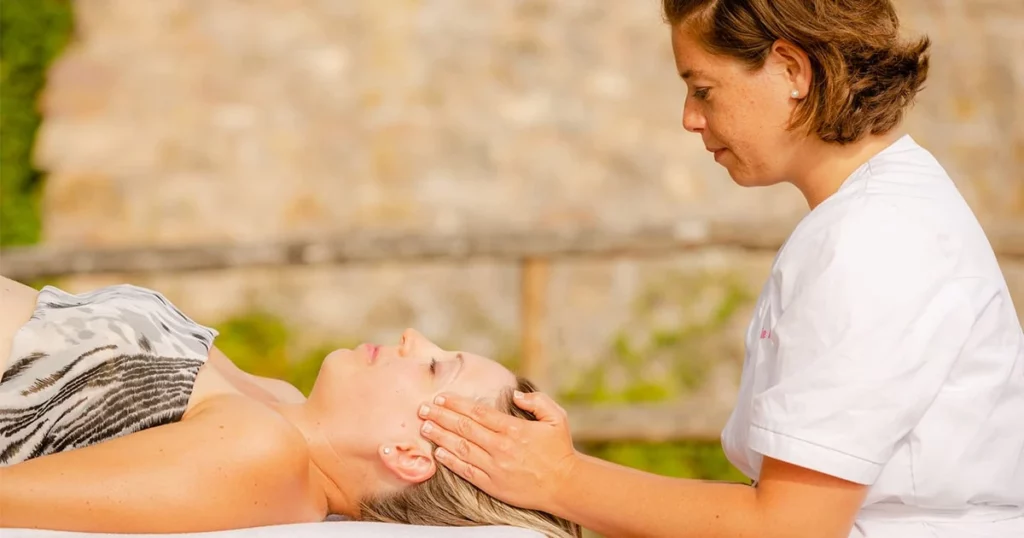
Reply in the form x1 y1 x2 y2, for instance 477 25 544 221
680 68 705 80
450 353 465 383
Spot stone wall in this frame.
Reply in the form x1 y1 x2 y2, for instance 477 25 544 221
31 0 1024 397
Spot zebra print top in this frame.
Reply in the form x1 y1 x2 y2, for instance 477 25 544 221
0 284 218 466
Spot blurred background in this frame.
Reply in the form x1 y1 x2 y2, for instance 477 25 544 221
2 1 1022 535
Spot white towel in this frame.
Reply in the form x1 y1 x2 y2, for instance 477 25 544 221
2 522 545 538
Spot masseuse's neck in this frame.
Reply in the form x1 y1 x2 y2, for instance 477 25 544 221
788 130 904 210
272 402 367 519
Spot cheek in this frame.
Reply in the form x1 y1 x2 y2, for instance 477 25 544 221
321 365 398 416
362 399 424 445
364 373 427 419
719 97 789 158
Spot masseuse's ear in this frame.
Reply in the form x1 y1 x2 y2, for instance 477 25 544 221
767 38 812 99
378 442 436 484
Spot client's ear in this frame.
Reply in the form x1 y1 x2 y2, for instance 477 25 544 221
378 442 436 484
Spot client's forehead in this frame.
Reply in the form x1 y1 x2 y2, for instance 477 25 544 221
452 352 517 398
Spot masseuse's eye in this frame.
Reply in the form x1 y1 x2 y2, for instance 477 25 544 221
694 87 711 101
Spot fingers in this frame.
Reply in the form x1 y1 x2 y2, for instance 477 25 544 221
513 390 567 425
433 446 493 492
425 393 517 433
419 399 506 451
419 419 491 472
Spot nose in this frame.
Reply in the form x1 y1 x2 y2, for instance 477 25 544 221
681 99 706 133
398 328 440 358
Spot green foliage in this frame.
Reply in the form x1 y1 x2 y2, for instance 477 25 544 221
212 312 292 377
24 276 63 291
580 440 750 482
561 271 752 405
0 0 74 246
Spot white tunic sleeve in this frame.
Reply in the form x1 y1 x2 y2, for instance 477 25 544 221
748 202 980 485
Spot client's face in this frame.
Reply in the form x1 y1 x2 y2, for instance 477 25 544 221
310 328 516 487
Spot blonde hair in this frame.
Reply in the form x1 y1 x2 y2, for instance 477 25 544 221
359 377 582 538
664 0 930 144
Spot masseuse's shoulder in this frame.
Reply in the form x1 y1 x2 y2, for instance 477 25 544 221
843 135 969 240
838 198 949 252
794 158 969 267
775 194 972 311
786 195 954 275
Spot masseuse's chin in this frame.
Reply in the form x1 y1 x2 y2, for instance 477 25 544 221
729 174 761 187
725 165 774 188
724 167 755 186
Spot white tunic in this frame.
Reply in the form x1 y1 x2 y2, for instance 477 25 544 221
720 135 1024 537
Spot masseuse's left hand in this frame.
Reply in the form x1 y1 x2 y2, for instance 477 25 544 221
417 390 578 511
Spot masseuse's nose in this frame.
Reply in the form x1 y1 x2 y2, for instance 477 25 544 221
682 99 706 133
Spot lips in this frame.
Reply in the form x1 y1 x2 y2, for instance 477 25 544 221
361 343 380 364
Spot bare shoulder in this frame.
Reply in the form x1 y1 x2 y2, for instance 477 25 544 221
186 394 309 466
0 275 42 376
181 395 317 518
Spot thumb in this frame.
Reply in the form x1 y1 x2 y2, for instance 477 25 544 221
513 390 565 424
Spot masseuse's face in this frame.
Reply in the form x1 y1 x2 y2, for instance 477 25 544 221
310 328 516 485
670 24 809 187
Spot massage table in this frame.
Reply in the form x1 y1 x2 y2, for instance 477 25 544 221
3 522 545 538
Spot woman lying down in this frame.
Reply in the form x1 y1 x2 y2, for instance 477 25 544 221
0 276 581 538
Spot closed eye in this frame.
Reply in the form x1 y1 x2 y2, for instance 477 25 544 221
429 353 464 383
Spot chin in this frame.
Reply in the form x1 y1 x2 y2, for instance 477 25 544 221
725 163 782 188
726 168 764 188
324 348 350 363
316 349 355 381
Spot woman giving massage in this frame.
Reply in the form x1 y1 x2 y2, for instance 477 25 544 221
0 275 581 538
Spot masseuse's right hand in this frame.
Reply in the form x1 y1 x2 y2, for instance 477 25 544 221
417 390 578 511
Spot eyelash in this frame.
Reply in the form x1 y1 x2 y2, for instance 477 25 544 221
693 87 711 100
429 358 437 375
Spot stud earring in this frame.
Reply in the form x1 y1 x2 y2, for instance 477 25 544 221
382 447 391 455
791 89 800 99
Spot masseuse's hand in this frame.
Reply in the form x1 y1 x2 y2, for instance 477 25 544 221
417 390 578 511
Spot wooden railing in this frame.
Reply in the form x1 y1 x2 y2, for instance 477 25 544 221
3 218 1023 441
0 219 808 278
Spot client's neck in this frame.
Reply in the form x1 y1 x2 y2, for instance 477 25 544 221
272 402 368 519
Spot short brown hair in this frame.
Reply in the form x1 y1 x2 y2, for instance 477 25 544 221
663 0 930 144
359 377 582 538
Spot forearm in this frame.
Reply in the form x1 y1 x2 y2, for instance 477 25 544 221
0 449 207 532
0 400 312 532
422 390 863 537
0 455 173 531
550 453 764 538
